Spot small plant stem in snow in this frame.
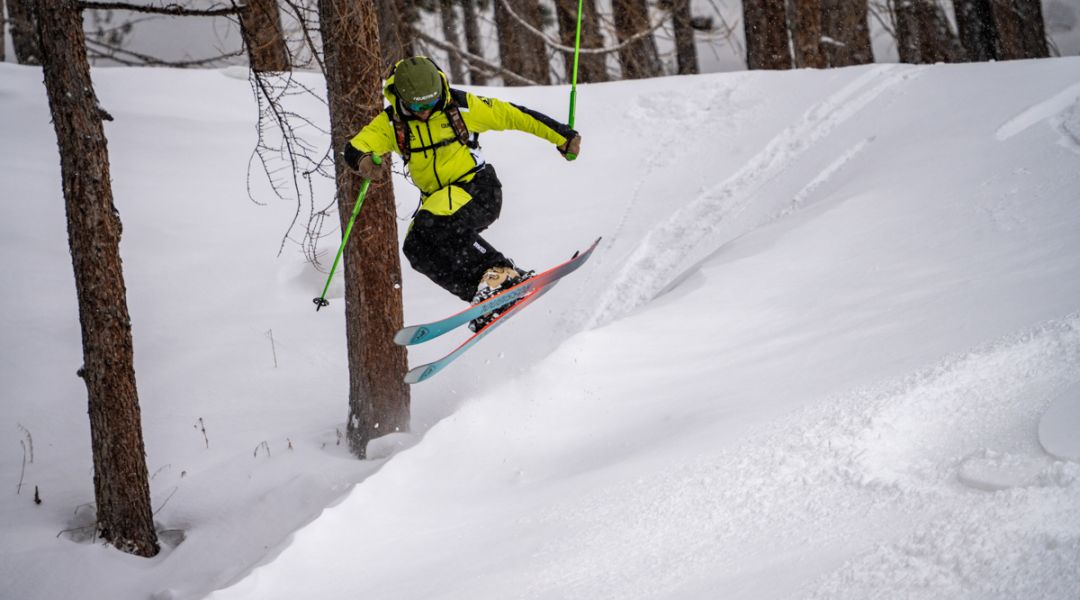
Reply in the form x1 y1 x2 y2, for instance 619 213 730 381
267 329 278 368
194 418 209 448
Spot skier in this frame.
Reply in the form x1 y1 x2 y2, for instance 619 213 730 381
343 56 581 330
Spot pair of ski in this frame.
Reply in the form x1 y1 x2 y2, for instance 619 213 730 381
396 237 601 384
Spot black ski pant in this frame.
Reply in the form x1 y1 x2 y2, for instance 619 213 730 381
403 165 515 302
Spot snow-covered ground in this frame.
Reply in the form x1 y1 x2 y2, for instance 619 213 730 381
2 56 1080 599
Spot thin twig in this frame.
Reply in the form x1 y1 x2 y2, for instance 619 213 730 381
266 329 278 368
153 486 179 516
194 417 209 449
17 441 27 495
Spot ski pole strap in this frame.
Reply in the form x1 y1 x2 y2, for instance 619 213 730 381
313 155 382 311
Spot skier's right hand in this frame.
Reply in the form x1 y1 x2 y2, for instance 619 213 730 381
558 134 581 161
357 153 391 181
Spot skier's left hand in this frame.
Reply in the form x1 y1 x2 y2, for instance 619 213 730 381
558 134 581 161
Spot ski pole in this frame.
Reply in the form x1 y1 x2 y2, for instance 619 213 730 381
313 155 381 311
565 0 584 159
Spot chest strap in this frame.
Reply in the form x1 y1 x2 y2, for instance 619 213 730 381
388 100 477 164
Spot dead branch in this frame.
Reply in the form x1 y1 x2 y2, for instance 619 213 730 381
77 1 241 16
85 36 243 67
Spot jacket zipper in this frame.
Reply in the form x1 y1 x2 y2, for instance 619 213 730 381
424 120 444 190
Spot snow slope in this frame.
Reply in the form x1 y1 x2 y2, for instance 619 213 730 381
2 57 1080 600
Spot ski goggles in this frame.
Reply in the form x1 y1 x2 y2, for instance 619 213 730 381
406 97 440 113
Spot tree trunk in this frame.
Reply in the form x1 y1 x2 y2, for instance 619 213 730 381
494 0 550 86
990 0 1048 59
554 0 608 83
743 0 792 70
612 0 663 79
34 0 158 558
955 0 996 61
317 0 410 459
790 0 826 68
8 0 41 64
439 0 465 83
460 0 487 84
671 0 699 74
1 0 6 62
894 0 964 64
374 0 415 72
240 0 290 72
821 0 873 66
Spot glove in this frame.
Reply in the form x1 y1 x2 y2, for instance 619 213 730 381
357 153 391 181
558 134 581 161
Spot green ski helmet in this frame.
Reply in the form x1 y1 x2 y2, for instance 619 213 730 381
394 56 443 112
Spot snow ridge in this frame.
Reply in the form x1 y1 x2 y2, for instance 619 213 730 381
588 65 926 328
995 80 1080 142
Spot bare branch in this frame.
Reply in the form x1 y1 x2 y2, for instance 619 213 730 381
281 0 324 72
77 1 242 16
85 36 243 67
414 30 540 86
496 0 674 56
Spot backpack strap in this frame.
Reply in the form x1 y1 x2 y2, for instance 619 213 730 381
389 91 477 165
386 105 410 163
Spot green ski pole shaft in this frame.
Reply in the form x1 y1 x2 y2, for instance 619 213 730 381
564 0 584 160
313 155 381 311
568 0 584 129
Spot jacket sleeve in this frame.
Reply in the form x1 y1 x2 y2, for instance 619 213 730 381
344 111 398 167
463 92 577 146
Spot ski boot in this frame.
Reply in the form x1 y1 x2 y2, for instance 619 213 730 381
468 265 534 332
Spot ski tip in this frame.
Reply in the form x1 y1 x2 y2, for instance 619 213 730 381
404 363 439 384
394 326 431 346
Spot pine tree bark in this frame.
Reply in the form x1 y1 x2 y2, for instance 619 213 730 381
374 0 415 71
670 0 700 74
554 0 608 83
240 0 290 72
439 0 465 83
894 0 964 64
743 0 792 70
494 0 550 86
821 0 873 66
955 0 996 61
990 0 1048 59
8 0 41 64
790 0 826 68
612 0 663 79
461 0 487 84
317 0 410 459
34 0 158 558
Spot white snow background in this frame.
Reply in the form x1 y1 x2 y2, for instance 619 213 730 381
2 56 1080 600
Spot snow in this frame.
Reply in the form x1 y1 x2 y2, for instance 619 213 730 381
1039 387 1080 461
2 56 1080 600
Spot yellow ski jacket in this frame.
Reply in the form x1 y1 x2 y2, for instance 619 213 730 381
346 64 576 216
